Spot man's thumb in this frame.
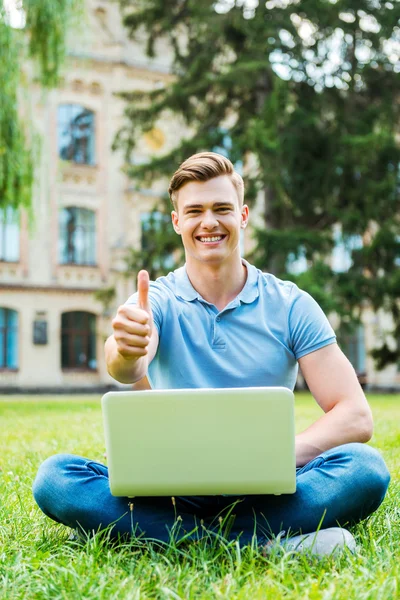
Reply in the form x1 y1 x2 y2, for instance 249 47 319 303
137 270 151 313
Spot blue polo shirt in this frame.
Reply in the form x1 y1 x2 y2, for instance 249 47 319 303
126 260 336 390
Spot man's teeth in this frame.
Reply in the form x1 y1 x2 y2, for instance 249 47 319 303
199 236 223 243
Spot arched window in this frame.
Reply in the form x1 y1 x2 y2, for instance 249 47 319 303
61 311 96 370
59 207 96 265
0 208 20 262
58 104 95 165
0 308 18 369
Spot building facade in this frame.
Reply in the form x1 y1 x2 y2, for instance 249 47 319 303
0 0 398 391
0 0 176 391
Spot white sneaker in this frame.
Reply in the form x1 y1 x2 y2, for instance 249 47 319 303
266 527 356 557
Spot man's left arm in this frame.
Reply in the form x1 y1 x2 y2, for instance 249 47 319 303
296 343 373 467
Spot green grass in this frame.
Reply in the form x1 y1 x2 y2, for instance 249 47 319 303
0 393 399 599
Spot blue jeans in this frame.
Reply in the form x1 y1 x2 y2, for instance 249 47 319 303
32 443 390 544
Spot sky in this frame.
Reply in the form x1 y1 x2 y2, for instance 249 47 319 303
3 0 25 28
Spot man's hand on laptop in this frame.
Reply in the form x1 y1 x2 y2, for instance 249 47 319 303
112 270 153 360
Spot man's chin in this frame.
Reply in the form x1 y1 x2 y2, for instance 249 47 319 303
187 251 232 266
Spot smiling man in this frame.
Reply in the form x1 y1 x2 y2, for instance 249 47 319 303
33 152 390 554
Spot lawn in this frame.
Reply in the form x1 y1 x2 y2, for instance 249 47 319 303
0 393 399 599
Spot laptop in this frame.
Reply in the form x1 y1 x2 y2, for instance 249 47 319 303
101 387 296 497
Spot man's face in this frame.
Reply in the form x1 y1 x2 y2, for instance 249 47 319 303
171 175 249 265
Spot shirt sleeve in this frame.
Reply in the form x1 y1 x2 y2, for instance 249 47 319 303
125 282 165 336
288 286 336 360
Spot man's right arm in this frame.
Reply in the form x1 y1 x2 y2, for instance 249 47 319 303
105 270 159 384
105 325 159 384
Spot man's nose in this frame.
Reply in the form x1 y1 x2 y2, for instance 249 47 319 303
201 210 218 228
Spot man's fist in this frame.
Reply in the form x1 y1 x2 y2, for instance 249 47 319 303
112 270 153 360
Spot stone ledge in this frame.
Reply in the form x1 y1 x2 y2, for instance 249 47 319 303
0 383 132 395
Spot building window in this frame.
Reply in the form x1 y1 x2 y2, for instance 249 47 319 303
0 208 20 262
0 308 18 369
59 207 96 265
141 211 175 270
58 104 95 165
342 325 366 377
61 311 97 370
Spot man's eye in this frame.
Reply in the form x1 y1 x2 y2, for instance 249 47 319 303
218 208 230 212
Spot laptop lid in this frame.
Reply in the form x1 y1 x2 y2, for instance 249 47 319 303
102 387 296 497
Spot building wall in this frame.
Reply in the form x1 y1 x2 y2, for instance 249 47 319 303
0 288 108 389
363 309 400 390
0 0 174 391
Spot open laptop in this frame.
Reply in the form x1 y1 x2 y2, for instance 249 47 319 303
101 387 296 497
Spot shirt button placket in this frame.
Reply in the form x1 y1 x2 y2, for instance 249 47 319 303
212 314 225 348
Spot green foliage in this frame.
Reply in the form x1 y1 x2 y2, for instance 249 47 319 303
116 0 400 369
26 0 83 88
1 394 399 599
94 286 117 315
0 0 83 211
0 8 33 211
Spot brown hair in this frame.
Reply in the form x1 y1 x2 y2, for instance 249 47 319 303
168 152 244 210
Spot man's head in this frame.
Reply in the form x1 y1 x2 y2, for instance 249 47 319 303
168 152 244 211
169 152 248 267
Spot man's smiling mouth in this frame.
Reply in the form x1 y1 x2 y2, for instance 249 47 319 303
196 235 227 243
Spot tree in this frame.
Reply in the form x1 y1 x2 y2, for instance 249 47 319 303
0 0 83 212
124 194 184 282
115 0 400 370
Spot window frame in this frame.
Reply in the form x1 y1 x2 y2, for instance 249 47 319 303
0 208 20 263
59 206 97 266
0 308 19 371
57 104 96 166
61 311 97 371
140 211 176 271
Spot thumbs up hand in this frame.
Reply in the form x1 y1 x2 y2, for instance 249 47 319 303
112 270 153 361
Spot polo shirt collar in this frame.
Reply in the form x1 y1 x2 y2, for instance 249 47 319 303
174 266 201 301
174 259 259 305
238 259 260 304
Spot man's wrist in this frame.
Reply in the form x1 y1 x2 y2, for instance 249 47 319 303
295 437 322 468
108 348 148 384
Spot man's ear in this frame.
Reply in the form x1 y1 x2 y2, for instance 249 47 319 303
240 204 249 228
171 211 181 235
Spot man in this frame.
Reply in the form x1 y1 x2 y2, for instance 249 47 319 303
33 152 390 554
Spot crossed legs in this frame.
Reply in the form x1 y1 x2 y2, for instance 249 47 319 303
32 443 390 544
